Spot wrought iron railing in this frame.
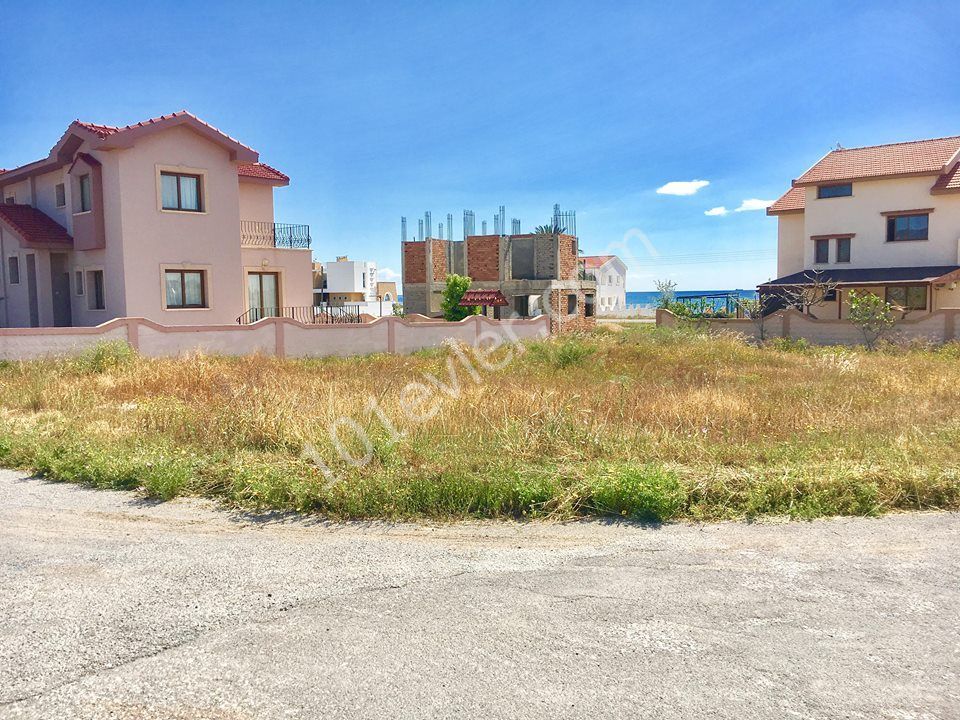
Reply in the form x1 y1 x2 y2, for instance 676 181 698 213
236 304 362 325
578 269 598 283
240 221 311 249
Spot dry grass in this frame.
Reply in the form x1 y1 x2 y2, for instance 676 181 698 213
1 327 959 521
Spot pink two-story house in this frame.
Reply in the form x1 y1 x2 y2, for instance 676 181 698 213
0 111 313 328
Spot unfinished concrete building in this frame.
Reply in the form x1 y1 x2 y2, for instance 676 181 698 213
401 230 596 333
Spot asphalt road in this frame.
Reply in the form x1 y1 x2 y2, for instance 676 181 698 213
1 469 958 719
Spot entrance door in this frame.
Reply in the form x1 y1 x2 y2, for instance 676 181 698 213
247 272 279 321
25 254 39 328
50 253 72 327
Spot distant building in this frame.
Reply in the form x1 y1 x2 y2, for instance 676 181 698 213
402 228 596 333
313 257 394 316
376 281 397 303
581 255 626 314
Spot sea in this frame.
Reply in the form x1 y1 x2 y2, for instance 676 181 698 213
397 289 757 313
625 289 757 313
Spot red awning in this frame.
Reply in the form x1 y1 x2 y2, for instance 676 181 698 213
459 290 508 306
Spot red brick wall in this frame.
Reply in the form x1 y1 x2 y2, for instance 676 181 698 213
548 288 597 334
403 242 427 284
431 239 448 281
558 234 579 280
466 235 500 281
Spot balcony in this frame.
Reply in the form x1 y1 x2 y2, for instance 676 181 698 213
240 221 311 249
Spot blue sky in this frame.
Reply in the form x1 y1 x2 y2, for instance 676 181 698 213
3 1 959 291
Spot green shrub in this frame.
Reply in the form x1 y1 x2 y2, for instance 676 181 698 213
528 336 597 368
72 340 136 374
590 465 685 521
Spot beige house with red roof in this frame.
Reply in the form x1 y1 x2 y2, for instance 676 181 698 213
0 111 313 328
581 255 626 314
765 135 960 318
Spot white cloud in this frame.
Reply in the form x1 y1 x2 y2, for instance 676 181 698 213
704 206 729 217
656 180 710 196
378 267 401 281
735 198 774 212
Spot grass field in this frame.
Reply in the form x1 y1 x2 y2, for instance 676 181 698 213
1 326 959 521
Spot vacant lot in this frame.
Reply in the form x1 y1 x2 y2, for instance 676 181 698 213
1 327 959 520
2 472 959 719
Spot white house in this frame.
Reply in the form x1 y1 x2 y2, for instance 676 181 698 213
581 255 626 314
765 135 960 317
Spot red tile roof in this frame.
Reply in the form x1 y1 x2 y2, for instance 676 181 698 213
581 255 616 269
794 136 960 186
766 186 806 215
73 114 287 182
238 162 289 182
74 111 258 154
0 204 73 246
459 290 508 306
932 163 960 194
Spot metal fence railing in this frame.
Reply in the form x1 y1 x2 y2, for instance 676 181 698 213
240 221 312 249
236 304 362 325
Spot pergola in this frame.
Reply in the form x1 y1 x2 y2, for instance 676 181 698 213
458 290 509 308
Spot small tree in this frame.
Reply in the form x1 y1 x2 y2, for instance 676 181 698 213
391 302 405 318
440 274 480 321
847 290 897 350
736 296 772 342
655 279 677 309
782 270 839 319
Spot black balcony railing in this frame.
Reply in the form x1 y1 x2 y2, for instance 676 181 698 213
240 221 311 249
236 304 363 325
578 269 598 283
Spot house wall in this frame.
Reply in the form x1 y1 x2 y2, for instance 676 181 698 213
776 213 805 277
801 176 960 269
1 179 31 204
240 247 314 313
402 242 427 284
33 167 71 231
466 235 499 281
238 182 275 223
113 125 246 325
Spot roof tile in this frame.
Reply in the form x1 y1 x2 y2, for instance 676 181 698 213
932 163 960 194
238 162 289 182
581 255 617 269
767 186 805 215
0 204 73 246
795 136 960 186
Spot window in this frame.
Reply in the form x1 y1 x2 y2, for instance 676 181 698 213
817 183 852 199
585 294 595 317
164 270 207 309
886 213 929 242
567 293 578 315
814 238 829 264
79 174 92 212
886 286 927 311
87 270 105 310
161 172 201 211
7 256 20 285
75 270 84 295
4 196 14 205
55 183 66 208
836 237 851 263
